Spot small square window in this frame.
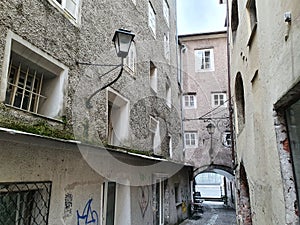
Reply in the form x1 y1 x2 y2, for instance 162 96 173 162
184 131 198 148
211 93 227 107
183 94 197 109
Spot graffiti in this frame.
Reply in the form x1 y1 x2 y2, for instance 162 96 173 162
77 198 99 225
138 186 149 217
181 201 187 213
64 193 73 218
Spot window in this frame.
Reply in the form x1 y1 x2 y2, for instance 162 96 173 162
107 89 129 146
174 183 180 203
0 181 52 225
150 116 161 155
168 134 172 158
49 0 80 21
166 81 171 108
148 2 156 37
125 42 136 74
211 92 227 107
246 0 257 45
286 99 300 213
154 176 166 225
163 0 169 26
164 33 170 60
222 131 232 148
102 182 116 225
2 32 68 119
150 62 158 93
184 131 198 148
247 0 257 30
183 94 197 108
235 73 245 131
231 0 239 42
195 49 214 72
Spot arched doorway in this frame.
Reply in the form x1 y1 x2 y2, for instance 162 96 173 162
237 163 252 225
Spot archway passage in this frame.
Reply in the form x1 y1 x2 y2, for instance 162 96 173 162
192 164 235 209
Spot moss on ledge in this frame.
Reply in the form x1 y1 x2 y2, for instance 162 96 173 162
0 104 74 140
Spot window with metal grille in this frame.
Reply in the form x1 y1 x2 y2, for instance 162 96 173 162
0 181 52 225
5 59 47 114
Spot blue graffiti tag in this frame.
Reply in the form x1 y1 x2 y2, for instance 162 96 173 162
77 198 99 225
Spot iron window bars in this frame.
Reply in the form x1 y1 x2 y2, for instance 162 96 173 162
0 181 52 225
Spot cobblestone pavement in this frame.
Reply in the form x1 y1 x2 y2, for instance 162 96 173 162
180 202 237 225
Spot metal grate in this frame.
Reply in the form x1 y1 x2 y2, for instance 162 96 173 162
0 181 52 225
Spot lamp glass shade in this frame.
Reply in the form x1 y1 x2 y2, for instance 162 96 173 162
113 29 135 58
206 123 216 135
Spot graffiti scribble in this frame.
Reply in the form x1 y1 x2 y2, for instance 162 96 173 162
77 198 99 225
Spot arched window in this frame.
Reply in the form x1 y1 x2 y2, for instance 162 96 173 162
231 0 239 42
235 73 245 132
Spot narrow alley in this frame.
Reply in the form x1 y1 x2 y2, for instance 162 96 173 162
180 202 236 225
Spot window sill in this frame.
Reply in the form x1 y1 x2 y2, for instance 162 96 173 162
247 23 257 47
195 69 215 73
4 104 64 124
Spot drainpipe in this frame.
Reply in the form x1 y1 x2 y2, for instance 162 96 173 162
175 0 186 161
225 0 235 168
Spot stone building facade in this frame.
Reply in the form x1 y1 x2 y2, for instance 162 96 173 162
178 32 234 208
228 0 300 224
0 0 192 224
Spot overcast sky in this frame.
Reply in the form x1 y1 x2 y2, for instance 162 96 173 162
177 0 227 35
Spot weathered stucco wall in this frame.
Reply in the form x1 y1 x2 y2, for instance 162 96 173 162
179 32 232 169
229 0 300 224
0 0 190 225
0 0 183 160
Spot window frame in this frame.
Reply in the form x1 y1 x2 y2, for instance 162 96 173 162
211 92 227 107
0 181 52 225
166 81 171 108
48 0 81 24
184 131 198 148
107 88 130 146
149 116 161 155
1 31 68 120
194 48 215 72
148 1 156 37
246 0 257 46
163 0 170 26
183 94 197 109
124 42 136 74
164 32 170 60
150 62 158 93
